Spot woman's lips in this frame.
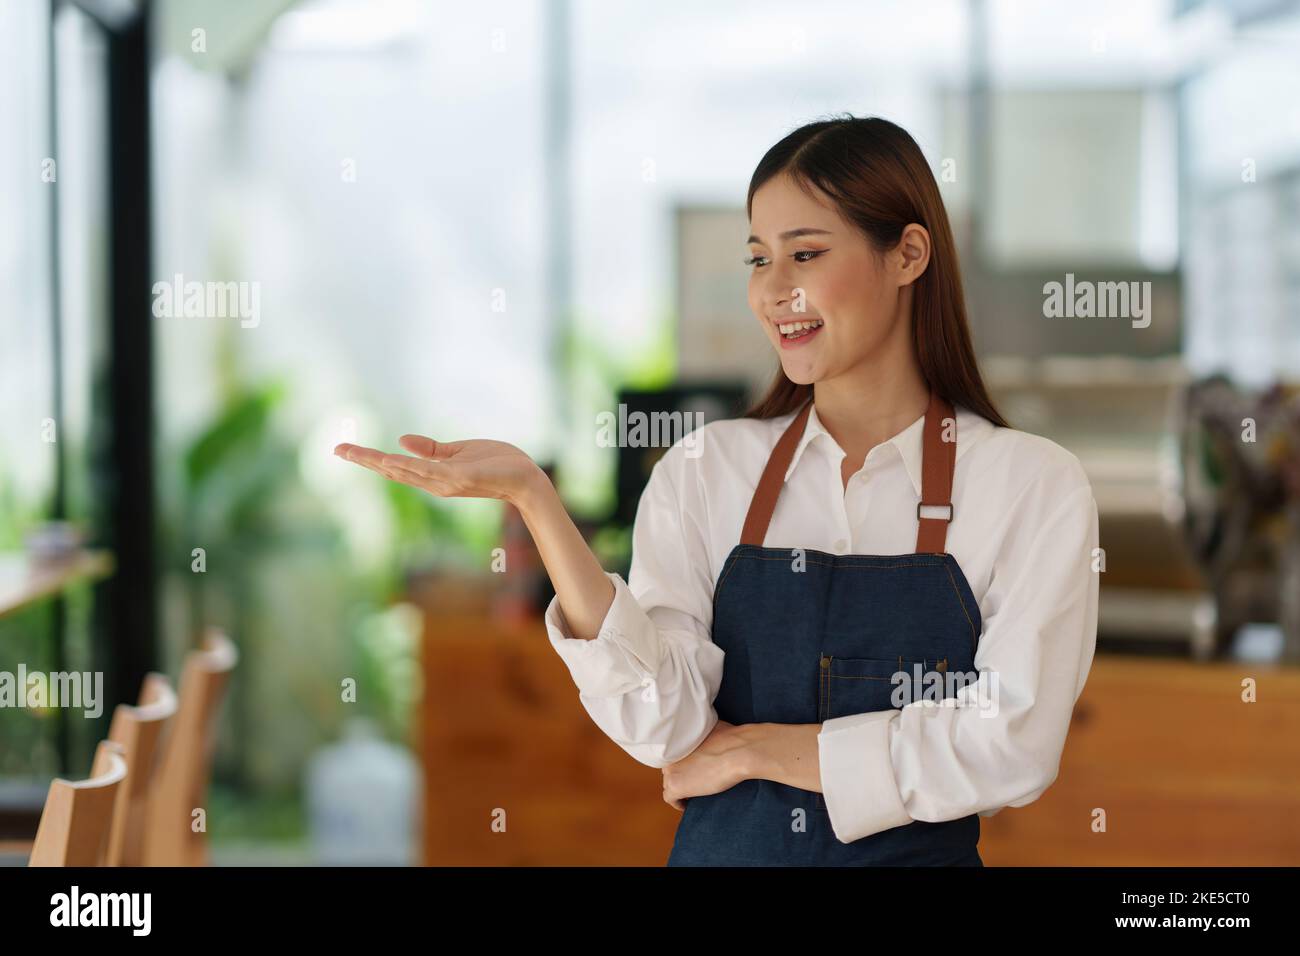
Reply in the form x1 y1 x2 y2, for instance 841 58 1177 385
778 322 824 350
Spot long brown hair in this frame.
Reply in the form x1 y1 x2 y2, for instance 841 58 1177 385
741 114 1009 428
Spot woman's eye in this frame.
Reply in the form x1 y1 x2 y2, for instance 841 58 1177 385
744 250 825 268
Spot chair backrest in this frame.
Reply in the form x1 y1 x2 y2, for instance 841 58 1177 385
28 740 129 866
141 628 238 866
105 672 179 866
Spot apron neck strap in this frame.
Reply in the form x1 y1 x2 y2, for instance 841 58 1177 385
738 389 957 554
739 398 814 547
916 389 957 554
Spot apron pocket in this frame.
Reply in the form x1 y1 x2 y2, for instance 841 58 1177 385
814 655 947 812
819 655 943 722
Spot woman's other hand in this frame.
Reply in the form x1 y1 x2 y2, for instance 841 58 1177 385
662 721 823 810
661 720 754 811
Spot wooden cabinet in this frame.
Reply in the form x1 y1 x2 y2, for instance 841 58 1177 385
420 609 1300 865
420 613 674 865
979 656 1300 865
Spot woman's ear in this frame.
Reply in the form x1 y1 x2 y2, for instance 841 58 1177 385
893 223 931 286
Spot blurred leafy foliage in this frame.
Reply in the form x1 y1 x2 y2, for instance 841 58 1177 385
554 306 676 518
156 331 492 842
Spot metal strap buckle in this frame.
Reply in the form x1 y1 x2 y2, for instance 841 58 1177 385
917 501 954 522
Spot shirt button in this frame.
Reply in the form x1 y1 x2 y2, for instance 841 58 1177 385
833 538 847 551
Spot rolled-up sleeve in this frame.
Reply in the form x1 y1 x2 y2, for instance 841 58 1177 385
817 476 1100 843
544 439 724 768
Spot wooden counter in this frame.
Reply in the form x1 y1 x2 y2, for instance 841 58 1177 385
420 608 1300 865
978 655 1300 865
420 611 673 865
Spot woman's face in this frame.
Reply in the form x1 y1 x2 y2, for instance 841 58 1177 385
746 172 917 385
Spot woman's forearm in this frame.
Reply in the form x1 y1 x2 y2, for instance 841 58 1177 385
510 467 615 642
737 722 823 792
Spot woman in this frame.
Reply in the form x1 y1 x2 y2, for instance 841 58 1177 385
335 115 1100 866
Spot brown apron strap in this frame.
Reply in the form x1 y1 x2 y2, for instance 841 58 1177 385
739 390 958 553
739 398 814 546
915 390 956 554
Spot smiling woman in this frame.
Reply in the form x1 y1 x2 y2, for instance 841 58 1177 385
336 113 1100 869
739 117 1008 431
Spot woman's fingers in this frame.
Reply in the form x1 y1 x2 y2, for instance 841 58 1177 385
397 435 434 457
335 442 458 496
333 443 386 466
336 443 417 482
334 444 393 481
374 451 455 493
335 444 416 475
380 452 449 482
398 434 463 460
335 444 398 482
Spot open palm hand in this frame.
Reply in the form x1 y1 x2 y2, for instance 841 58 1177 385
334 434 543 504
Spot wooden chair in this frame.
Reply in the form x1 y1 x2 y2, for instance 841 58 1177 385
28 740 128 866
5 674 176 865
141 628 238 866
104 673 179 866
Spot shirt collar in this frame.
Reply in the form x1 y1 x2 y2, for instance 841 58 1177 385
781 399 994 496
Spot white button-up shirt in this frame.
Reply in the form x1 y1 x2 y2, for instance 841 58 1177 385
544 400 1100 845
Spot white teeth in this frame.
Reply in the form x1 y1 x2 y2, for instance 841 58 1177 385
778 318 823 335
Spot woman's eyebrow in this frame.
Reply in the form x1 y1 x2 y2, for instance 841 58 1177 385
745 227 834 245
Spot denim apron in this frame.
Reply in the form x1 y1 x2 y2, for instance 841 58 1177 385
667 390 983 866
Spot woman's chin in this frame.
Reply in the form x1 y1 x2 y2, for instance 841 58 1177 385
778 362 817 385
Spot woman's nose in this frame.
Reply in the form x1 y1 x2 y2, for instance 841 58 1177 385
759 266 794 311
770 284 802 313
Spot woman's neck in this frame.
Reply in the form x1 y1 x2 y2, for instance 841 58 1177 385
812 365 931 472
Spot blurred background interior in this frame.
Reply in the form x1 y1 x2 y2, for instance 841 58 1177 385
2 0 1299 865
